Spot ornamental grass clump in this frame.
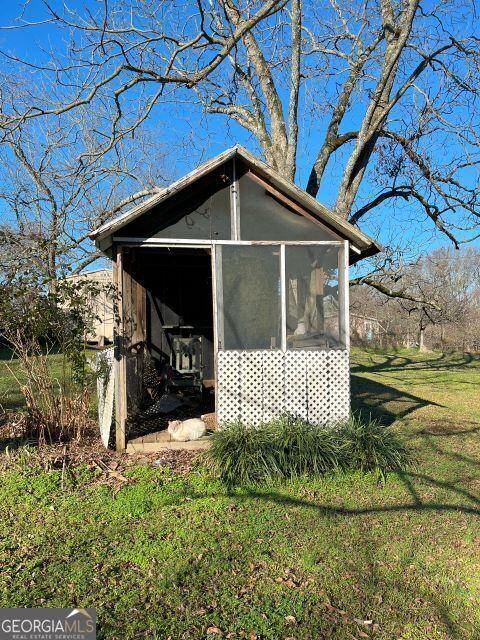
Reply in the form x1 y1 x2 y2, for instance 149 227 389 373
206 421 279 487
269 414 343 479
207 414 410 487
336 414 410 480
207 416 344 486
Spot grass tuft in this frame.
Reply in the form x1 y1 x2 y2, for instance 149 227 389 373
206 420 279 487
269 414 343 479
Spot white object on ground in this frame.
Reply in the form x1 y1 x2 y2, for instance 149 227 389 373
168 418 206 442
97 347 115 448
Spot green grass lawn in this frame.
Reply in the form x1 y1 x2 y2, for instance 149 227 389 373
1 348 479 639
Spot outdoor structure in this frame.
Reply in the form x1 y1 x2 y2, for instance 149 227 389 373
90 146 380 451
67 268 114 346
350 314 384 345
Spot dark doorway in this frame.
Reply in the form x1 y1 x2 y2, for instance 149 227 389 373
139 247 215 382
127 247 215 439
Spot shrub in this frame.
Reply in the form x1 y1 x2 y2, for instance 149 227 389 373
0 270 101 444
206 414 410 486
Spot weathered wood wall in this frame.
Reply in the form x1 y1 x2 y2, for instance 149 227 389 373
113 246 147 451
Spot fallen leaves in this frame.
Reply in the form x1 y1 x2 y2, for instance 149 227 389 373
206 626 222 635
275 576 297 588
275 567 303 589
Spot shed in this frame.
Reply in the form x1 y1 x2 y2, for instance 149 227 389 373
90 145 380 451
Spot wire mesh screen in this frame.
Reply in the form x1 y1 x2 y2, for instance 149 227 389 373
238 175 336 241
285 245 341 349
151 185 231 239
219 245 281 350
217 349 349 426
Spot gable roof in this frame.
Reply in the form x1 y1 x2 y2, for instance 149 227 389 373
90 145 381 260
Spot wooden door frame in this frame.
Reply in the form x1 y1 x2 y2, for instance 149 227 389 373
113 245 147 451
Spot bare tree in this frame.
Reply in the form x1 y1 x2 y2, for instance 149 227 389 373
0 81 169 279
399 247 480 350
351 246 480 350
1 0 479 301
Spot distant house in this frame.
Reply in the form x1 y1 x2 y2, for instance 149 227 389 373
350 314 384 344
67 268 114 346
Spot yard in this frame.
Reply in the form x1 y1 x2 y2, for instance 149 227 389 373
0 348 479 639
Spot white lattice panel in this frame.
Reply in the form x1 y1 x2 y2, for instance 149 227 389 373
217 350 350 426
262 350 284 422
306 350 330 424
326 350 350 422
217 351 241 423
239 351 264 425
285 351 308 420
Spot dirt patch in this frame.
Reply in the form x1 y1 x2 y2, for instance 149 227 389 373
0 413 201 482
417 419 480 436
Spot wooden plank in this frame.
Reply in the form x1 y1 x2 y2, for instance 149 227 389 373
211 245 219 421
280 245 287 351
135 278 147 344
122 248 134 434
126 438 212 454
214 244 224 350
230 157 240 240
113 237 344 247
122 249 147 429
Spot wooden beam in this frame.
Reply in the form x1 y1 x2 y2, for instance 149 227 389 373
230 158 240 240
134 278 147 344
122 249 148 436
280 244 287 351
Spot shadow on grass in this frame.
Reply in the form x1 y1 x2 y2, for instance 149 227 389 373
165 460 479 639
352 350 480 375
239 470 480 517
351 373 443 425
418 424 480 437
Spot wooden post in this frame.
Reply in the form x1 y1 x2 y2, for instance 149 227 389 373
230 158 240 240
121 248 147 440
113 246 127 451
338 240 350 350
214 244 224 350
280 244 287 351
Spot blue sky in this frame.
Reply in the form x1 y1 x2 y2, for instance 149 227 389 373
1 0 479 268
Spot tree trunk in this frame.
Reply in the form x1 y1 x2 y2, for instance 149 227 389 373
418 325 426 351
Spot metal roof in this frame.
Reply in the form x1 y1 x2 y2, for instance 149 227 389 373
90 145 381 258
